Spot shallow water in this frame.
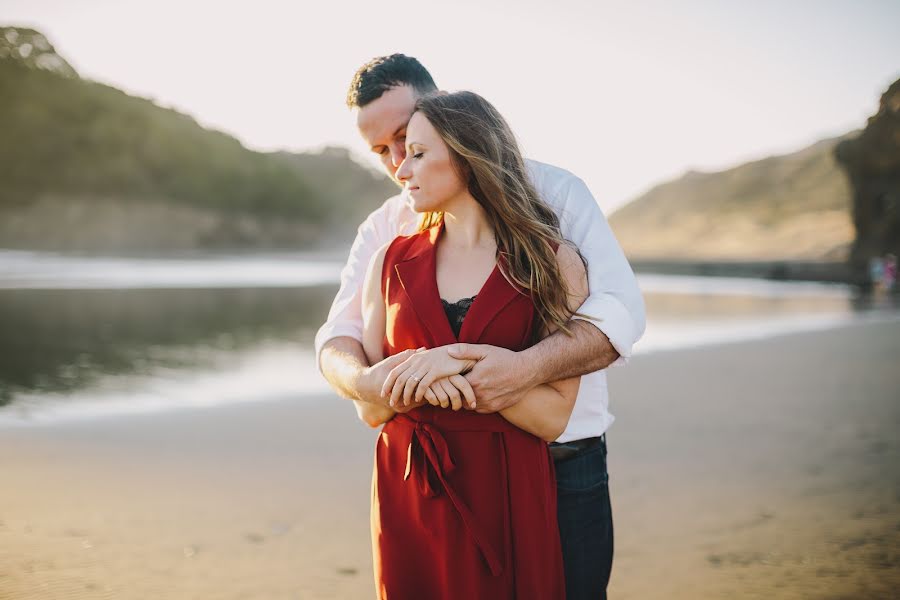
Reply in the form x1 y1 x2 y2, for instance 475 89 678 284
0 251 896 423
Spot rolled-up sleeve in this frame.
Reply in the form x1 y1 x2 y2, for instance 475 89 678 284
314 196 403 371
554 176 646 366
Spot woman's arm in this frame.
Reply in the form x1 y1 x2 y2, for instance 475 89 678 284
499 243 589 442
354 243 397 428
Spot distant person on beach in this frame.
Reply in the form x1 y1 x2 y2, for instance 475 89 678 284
869 254 897 295
869 256 885 293
315 55 645 599
883 254 897 293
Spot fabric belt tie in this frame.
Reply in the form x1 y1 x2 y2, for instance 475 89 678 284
400 418 504 576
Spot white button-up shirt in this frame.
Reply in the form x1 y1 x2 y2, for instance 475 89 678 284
315 159 646 442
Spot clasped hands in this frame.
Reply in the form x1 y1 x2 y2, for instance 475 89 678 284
381 346 478 411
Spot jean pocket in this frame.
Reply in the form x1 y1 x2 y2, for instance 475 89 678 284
554 444 609 494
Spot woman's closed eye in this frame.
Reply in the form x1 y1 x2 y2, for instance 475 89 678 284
413 152 424 159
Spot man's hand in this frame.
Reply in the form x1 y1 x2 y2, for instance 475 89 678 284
445 343 535 413
382 347 476 408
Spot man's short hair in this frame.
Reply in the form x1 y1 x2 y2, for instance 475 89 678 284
346 54 438 109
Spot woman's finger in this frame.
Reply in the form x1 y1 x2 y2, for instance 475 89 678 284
440 378 460 406
423 387 440 407
444 378 463 411
433 381 450 408
448 374 476 409
389 362 418 407
401 371 422 406
414 369 441 403
383 359 416 400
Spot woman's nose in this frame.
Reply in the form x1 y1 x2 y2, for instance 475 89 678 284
395 156 411 182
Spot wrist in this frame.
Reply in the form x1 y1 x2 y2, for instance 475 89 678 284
490 350 536 410
356 365 385 405
514 347 541 392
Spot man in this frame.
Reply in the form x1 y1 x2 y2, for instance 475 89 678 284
315 54 645 599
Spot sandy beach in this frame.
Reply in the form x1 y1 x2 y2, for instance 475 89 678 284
1 318 898 599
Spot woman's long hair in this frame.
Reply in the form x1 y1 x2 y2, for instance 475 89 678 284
414 91 585 335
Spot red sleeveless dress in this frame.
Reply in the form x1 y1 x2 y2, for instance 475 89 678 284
371 223 566 599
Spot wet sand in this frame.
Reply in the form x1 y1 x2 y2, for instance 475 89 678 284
1 318 898 599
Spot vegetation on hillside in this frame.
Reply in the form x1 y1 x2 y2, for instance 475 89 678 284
0 26 396 252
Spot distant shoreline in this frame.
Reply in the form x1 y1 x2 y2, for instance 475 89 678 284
630 259 869 286
0 248 885 289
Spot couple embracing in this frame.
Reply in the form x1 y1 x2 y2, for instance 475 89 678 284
315 54 645 599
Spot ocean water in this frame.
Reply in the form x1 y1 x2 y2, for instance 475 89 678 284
0 250 896 424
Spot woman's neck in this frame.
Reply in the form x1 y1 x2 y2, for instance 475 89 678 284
441 193 495 250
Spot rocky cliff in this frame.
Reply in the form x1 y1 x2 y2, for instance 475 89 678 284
835 77 900 270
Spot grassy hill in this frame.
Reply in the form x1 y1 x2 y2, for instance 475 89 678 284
0 26 396 253
609 134 857 261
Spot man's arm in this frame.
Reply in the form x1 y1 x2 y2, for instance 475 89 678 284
496 243 588 440
526 320 620 380
353 243 398 427
449 308 614 414
320 336 416 405
448 166 645 412
315 194 425 410
559 174 646 364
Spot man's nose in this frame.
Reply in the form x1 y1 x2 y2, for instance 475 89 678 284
390 143 406 169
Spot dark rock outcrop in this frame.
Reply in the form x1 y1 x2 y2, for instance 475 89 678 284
835 78 900 275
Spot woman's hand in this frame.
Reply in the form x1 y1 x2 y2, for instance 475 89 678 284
382 347 476 408
420 375 477 411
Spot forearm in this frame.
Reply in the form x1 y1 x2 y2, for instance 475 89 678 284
321 337 398 426
519 319 619 385
500 383 574 443
319 337 371 402
354 400 396 428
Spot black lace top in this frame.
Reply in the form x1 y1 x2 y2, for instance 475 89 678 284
441 295 476 338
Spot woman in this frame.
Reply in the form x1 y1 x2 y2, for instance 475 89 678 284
356 91 588 599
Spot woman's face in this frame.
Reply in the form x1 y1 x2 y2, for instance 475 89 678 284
395 111 467 213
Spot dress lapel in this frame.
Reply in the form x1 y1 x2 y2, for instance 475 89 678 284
393 223 531 347
457 256 526 344
393 226 458 347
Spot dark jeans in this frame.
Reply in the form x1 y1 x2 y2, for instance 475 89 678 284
553 436 613 600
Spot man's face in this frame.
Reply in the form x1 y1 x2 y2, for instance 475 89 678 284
356 85 418 183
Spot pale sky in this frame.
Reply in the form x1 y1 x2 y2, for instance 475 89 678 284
4 0 899 213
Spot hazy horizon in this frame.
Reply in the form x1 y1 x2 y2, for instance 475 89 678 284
3 0 899 212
